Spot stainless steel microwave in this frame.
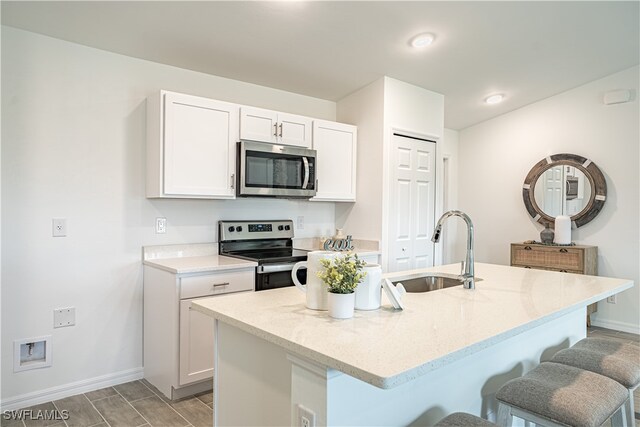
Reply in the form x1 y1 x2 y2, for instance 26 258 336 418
237 140 317 198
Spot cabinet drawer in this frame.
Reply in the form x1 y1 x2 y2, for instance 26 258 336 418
515 265 583 274
180 269 254 299
511 245 584 272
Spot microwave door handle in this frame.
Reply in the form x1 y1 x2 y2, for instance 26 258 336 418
302 156 309 189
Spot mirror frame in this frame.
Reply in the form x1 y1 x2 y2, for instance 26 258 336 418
522 153 607 228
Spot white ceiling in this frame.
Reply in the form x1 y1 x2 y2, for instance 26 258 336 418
2 1 638 130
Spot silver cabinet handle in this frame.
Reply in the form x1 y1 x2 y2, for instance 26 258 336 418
212 282 229 289
273 123 278 137
230 174 235 189
302 157 309 189
278 123 283 138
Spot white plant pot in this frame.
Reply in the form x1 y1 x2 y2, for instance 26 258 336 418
328 292 355 319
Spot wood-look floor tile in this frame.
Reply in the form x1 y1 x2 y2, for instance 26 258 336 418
114 381 155 402
1 413 26 427
84 387 118 402
92 395 146 427
170 397 213 427
129 396 189 427
21 403 66 427
195 391 213 405
53 394 103 427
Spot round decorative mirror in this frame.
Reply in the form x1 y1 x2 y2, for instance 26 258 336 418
522 153 607 228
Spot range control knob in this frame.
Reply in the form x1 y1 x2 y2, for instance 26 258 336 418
236 226 243 232
284 225 291 231
278 225 284 231
228 226 235 232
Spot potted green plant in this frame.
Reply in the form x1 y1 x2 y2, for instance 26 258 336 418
317 253 367 319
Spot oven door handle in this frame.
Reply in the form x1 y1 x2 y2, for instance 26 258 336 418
257 263 300 274
301 157 309 190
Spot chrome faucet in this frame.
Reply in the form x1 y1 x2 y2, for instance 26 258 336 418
431 210 475 290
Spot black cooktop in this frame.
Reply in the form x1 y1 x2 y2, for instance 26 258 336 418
223 248 309 264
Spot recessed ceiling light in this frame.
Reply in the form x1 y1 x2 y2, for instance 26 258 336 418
410 33 435 48
485 94 504 105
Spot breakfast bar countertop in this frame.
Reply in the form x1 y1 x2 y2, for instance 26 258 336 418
193 262 632 389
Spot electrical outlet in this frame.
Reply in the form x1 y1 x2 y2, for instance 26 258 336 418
297 216 304 229
156 217 167 234
52 218 67 237
607 294 617 304
296 404 315 427
54 307 75 328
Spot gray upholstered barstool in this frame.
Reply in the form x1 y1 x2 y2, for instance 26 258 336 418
552 337 640 424
496 362 629 427
435 412 496 427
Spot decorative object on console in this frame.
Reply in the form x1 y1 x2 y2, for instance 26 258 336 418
318 253 367 319
355 264 383 310
292 251 338 311
554 215 572 245
323 234 355 251
522 153 607 228
539 223 554 244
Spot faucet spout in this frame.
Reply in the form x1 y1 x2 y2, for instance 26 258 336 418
431 210 475 289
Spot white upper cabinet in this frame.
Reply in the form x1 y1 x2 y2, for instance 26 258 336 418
311 120 357 202
147 91 237 199
240 106 312 148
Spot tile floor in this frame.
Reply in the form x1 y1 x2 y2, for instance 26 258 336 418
2 379 212 427
3 327 638 427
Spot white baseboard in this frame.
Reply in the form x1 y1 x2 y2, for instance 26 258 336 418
0 367 144 411
591 318 640 335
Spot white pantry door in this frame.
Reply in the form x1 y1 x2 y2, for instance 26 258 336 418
388 134 436 272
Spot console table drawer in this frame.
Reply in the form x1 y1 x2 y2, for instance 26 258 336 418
511 244 584 271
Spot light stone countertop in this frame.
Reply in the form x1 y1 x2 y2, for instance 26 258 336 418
192 262 633 389
142 243 257 274
143 255 257 274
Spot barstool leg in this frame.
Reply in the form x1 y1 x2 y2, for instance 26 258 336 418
611 404 627 427
497 402 513 426
627 388 636 427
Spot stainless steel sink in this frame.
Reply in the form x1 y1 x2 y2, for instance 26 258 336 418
391 274 482 293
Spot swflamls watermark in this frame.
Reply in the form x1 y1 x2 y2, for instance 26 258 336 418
2 409 70 421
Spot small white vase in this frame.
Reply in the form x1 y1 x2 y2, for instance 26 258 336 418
328 292 355 319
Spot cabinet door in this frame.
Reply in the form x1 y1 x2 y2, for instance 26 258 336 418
164 92 237 198
278 113 312 148
179 298 215 385
240 107 278 144
311 120 357 201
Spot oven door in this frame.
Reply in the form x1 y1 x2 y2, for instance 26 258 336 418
256 263 307 292
239 140 316 198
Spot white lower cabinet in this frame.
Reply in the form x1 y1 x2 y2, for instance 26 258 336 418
311 120 357 202
143 266 254 399
179 298 215 385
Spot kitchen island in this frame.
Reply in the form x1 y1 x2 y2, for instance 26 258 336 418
192 263 633 426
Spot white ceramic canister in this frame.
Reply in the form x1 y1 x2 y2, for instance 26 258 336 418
355 264 382 310
554 215 572 245
291 251 338 310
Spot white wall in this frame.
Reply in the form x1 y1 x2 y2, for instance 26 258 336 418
0 26 337 403
458 66 639 333
336 77 446 271
335 78 385 241
441 128 461 264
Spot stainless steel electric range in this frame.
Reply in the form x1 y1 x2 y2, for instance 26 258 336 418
218 220 308 291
